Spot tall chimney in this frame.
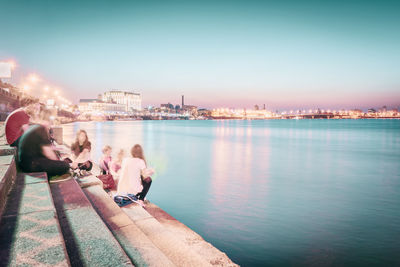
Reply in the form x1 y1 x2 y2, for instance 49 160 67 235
182 95 184 107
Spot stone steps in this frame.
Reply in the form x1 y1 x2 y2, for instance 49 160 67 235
0 146 237 266
0 153 17 218
49 177 133 266
145 203 238 267
79 177 175 267
80 176 230 266
0 145 16 156
121 202 212 266
0 171 70 266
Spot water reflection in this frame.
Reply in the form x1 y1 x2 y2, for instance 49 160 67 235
207 121 271 250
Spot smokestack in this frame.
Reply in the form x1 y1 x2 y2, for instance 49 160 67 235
182 95 184 107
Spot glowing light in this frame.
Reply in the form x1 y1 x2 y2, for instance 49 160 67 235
28 74 40 83
44 86 49 91
7 60 16 70
23 85 30 91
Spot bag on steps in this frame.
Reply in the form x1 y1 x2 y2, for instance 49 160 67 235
97 174 116 190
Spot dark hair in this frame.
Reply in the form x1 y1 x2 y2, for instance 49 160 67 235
71 130 90 157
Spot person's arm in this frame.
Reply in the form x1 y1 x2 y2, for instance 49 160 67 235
42 145 59 160
100 157 110 173
73 148 91 163
116 159 128 194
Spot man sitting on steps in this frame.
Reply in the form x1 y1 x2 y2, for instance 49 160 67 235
17 107 77 178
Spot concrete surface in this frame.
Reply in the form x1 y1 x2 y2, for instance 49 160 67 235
0 172 69 267
83 182 176 267
122 205 212 266
49 177 133 266
0 146 16 156
76 175 103 188
0 155 17 221
146 203 238 267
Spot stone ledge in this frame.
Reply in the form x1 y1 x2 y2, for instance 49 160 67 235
0 210 69 267
123 206 212 266
0 172 70 267
82 184 175 267
0 156 17 219
146 203 238 267
0 146 16 156
49 177 133 266
77 175 103 188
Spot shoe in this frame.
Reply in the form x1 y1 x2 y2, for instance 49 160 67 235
49 173 72 183
72 169 81 179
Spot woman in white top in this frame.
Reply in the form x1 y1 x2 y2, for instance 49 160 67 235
117 144 152 207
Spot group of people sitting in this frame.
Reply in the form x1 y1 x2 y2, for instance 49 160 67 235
99 144 153 206
4 99 153 207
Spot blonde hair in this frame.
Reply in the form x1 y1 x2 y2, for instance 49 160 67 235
131 144 146 165
117 149 125 158
102 145 112 154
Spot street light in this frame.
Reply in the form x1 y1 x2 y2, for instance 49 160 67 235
28 74 40 83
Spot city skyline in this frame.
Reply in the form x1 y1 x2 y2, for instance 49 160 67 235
1 0 399 110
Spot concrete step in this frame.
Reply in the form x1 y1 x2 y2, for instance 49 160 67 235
49 176 133 266
120 199 212 266
0 154 17 218
80 176 211 266
0 145 16 156
0 172 70 266
81 175 233 266
145 203 238 267
79 176 175 267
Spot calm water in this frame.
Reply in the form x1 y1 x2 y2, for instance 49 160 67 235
63 119 400 266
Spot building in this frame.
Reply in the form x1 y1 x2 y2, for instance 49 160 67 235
78 99 126 114
102 90 142 112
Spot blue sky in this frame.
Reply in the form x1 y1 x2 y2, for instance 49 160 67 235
1 0 399 109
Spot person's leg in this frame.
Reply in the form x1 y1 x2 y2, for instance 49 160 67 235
78 161 93 171
137 177 152 201
31 157 70 178
86 161 93 171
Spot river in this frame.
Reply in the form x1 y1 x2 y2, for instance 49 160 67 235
62 119 400 266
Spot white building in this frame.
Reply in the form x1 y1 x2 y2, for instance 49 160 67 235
102 90 142 112
78 99 126 114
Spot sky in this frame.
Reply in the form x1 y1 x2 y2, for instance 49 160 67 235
1 0 400 110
